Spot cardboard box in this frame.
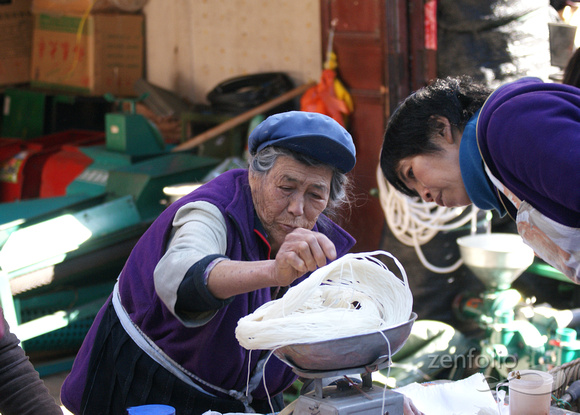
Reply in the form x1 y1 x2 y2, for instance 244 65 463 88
1 0 33 13
0 1 34 86
32 0 120 15
31 12 143 96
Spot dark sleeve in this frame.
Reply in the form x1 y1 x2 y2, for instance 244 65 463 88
0 317 63 415
175 254 234 315
0 308 4 339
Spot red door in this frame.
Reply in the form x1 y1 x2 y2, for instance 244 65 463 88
320 0 436 252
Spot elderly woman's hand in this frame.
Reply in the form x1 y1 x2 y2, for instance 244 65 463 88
272 228 338 286
205 229 340 299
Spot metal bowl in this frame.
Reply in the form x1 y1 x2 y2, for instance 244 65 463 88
273 312 417 372
456 233 534 290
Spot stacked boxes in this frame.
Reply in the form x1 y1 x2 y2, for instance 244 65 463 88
30 12 144 96
0 0 144 96
0 1 34 86
31 0 121 14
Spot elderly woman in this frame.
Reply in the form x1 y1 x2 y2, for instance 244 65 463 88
61 111 357 414
380 76 580 282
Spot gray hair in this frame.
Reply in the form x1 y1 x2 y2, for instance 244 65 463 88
248 146 351 215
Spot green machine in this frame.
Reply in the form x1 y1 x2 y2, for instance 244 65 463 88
104 93 166 157
453 233 580 380
0 94 221 369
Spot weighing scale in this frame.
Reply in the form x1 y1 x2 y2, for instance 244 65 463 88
274 312 417 415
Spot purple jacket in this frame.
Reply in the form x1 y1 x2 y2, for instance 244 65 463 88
476 77 580 227
63 169 355 408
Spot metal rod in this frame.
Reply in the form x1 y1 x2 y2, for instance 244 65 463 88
314 378 324 399
171 81 316 153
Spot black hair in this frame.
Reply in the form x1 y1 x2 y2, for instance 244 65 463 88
563 47 580 88
379 75 492 197
551 0 568 12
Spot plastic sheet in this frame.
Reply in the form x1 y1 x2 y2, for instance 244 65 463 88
438 0 557 87
395 373 499 414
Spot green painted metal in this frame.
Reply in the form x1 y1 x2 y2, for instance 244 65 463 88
0 195 141 275
1 89 46 139
0 194 101 226
528 261 570 283
0 270 19 328
0 196 140 349
67 146 136 197
36 356 75 378
106 153 219 220
18 281 114 345
0 98 242 355
106 113 166 156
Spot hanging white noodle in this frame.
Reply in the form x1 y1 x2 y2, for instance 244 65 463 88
375 164 482 273
235 250 413 350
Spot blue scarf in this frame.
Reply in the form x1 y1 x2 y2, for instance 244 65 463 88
459 109 506 216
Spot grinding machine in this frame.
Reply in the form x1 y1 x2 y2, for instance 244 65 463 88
453 233 580 379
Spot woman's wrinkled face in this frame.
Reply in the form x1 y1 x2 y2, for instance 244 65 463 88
397 117 471 208
249 155 333 253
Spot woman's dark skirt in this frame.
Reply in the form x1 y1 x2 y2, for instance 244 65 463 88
79 301 284 415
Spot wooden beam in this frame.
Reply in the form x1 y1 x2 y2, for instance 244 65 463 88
171 81 316 153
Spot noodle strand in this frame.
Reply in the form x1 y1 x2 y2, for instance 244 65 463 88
235 251 413 350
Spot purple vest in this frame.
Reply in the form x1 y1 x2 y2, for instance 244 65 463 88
65 169 355 403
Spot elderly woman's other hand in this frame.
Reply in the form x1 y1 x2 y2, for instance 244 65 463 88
272 228 337 287
403 395 425 415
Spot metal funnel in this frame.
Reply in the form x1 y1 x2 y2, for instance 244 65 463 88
457 233 534 290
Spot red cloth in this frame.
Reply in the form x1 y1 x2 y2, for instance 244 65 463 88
300 69 350 127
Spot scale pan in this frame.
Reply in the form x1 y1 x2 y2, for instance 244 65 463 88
273 312 417 372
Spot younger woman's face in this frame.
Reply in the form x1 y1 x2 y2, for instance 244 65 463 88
396 117 472 208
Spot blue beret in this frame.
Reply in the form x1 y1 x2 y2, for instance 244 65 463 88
248 111 356 173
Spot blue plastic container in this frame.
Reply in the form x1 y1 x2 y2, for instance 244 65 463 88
126 404 176 414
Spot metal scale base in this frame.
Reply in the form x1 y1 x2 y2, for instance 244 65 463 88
273 312 417 415
294 385 404 415
291 362 405 415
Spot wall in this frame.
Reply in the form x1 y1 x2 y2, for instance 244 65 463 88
143 0 322 104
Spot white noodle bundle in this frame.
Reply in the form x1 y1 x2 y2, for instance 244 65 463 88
235 250 413 350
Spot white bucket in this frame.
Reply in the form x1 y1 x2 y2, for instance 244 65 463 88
508 370 553 415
